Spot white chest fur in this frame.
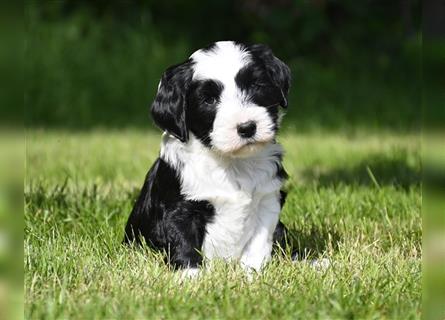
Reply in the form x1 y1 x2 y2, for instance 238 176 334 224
160 134 284 262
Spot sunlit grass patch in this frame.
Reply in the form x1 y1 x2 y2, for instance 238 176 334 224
25 130 421 319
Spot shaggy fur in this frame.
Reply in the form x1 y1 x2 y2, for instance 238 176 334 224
124 41 291 275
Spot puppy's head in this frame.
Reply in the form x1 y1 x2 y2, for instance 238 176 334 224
151 41 291 157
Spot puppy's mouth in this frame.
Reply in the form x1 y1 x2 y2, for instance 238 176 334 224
225 138 273 157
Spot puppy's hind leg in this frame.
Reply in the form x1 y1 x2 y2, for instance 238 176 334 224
272 190 289 254
272 220 288 254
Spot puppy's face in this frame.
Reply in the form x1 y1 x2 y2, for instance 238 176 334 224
152 41 291 157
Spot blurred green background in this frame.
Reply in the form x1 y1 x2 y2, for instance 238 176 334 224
24 0 442 132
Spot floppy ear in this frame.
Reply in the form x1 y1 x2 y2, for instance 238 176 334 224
249 44 291 108
151 60 194 142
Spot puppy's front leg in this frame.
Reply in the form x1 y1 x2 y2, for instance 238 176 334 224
240 193 281 272
164 214 207 278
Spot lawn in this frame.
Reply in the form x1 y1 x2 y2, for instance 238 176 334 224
25 129 421 319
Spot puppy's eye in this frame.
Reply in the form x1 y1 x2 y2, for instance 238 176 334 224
203 97 217 105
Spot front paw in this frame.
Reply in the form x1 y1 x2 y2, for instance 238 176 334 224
240 261 262 282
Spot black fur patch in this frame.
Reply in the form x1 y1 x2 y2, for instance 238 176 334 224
272 221 287 251
276 163 289 181
279 190 287 207
235 45 290 131
235 64 283 109
272 191 288 251
247 44 291 108
187 79 224 147
151 59 195 142
123 158 215 269
271 152 288 180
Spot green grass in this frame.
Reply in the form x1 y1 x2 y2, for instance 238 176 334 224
25 129 422 319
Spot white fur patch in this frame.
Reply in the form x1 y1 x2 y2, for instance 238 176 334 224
190 41 251 84
210 102 276 156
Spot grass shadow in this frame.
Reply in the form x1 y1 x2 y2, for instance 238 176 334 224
301 151 421 189
286 226 341 259
274 222 341 259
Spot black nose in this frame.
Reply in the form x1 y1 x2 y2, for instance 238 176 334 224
237 121 257 138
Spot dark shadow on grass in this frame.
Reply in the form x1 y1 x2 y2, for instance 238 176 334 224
285 226 341 259
302 151 421 189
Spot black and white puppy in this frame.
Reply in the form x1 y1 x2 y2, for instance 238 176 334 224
124 41 291 276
